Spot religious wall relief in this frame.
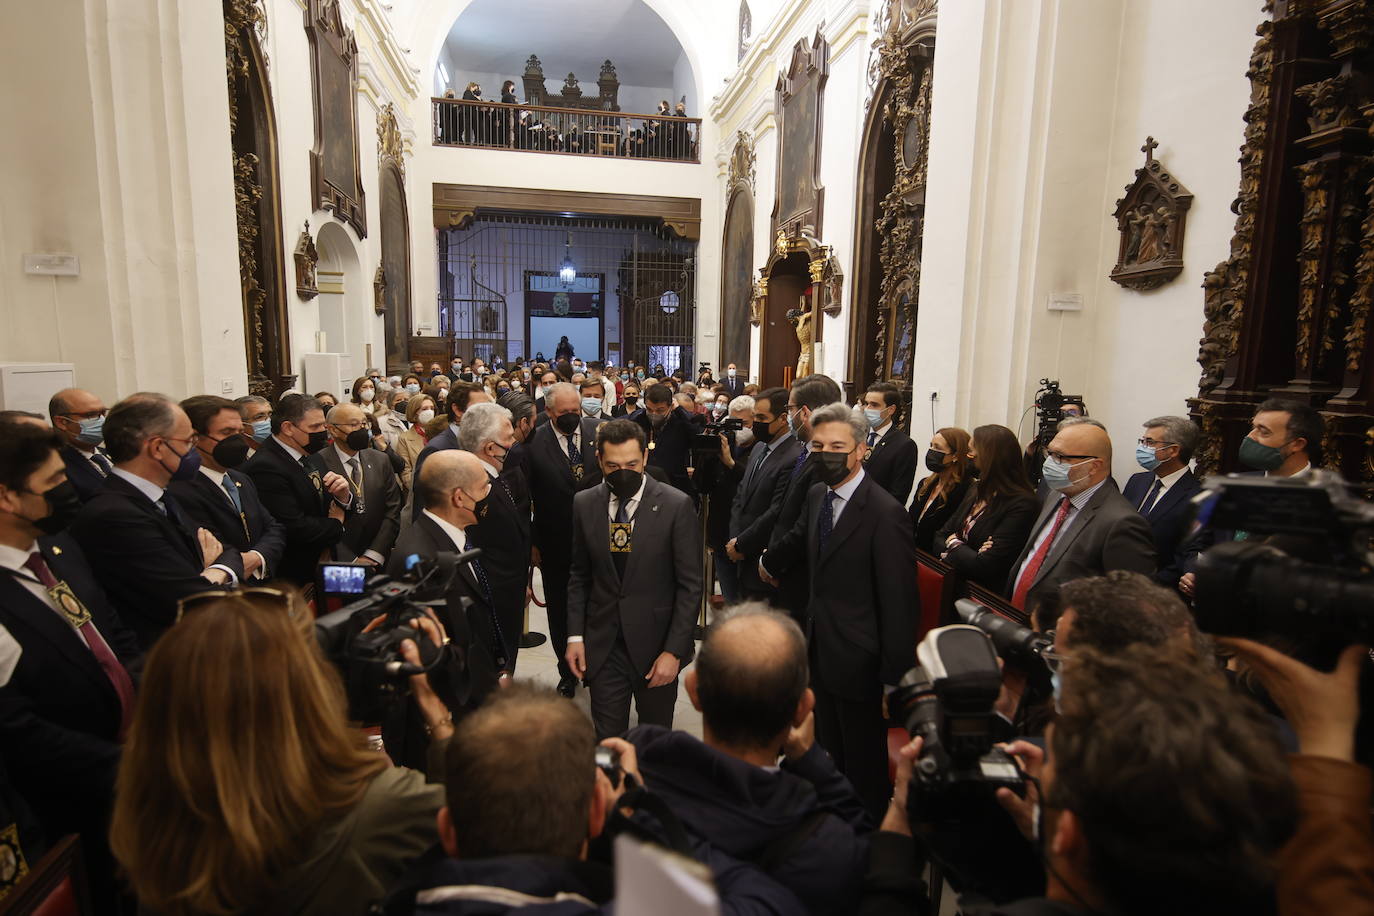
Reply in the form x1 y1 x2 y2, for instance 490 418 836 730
1109 137 1193 291
306 0 366 237
294 221 319 300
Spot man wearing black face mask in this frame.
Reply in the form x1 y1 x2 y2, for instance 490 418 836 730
69 394 246 649
169 396 285 583
0 420 142 916
566 419 702 738
308 403 403 568
244 394 352 587
726 387 803 600
629 384 695 497
761 403 918 820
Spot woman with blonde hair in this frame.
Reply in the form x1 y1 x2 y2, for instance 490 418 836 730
372 384 408 447
908 426 973 553
110 591 450 916
396 394 437 490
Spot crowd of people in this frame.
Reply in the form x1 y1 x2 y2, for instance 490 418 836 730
0 356 1368 916
435 81 698 160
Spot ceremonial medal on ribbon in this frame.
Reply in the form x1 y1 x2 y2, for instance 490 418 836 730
609 522 633 553
48 581 92 628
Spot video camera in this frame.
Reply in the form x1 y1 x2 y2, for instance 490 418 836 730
956 599 1053 668
1191 470 1374 642
1032 378 1086 449
889 625 1039 902
691 416 745 493
314 552 477 724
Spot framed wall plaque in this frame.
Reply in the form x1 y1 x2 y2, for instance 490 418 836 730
305 0 367 238
772 31 829 239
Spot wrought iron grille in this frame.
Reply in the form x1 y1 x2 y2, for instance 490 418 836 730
438 212 696 372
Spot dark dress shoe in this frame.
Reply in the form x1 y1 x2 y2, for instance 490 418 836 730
557 676 577 698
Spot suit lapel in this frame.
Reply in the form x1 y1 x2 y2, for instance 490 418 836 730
1034 492 1103 586
420 514 486 605
1148 472 1197 520
108 475 200 565
622 479 662 583
0 561 111 698
818 477 868 565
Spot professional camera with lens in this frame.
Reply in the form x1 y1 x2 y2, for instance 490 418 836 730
956 599 1053 667
1032 378 1085 448
889 625 1039 902
691 416 745 492
1191 470 1374 642
314 552 476 724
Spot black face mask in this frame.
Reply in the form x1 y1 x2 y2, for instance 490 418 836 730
625 397 638 408
304 429 331 454
344 429 373 452
810 450 852 487
606 468 643 501
924 449 948 473
554 412 581 435
648 411 668 428
22 481 81 536
211 435 251 469
752 420 776 443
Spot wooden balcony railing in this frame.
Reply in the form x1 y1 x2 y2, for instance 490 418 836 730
432 97 701 163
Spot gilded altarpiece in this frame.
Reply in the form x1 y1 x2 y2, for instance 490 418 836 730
849 0 936 396
225 0 295 397
1190 0 1374 483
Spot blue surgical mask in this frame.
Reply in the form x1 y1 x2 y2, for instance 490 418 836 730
405 383 421 395
787 409 800 437
620 374 629 382
71 415 105 446
1041 455 1088 491
1135 443 1162 471
581 397 602 415
251 418 272 441
863 408 884 429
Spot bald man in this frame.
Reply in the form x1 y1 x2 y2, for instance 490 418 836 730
1006 420 1156 618
306 403 402 567
49 388 111 502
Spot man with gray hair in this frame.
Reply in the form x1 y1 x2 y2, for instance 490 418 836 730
1123 414 1203 589
458 401 529 669
234 395 273 450
308 402 402 567
626 603 872 913
70 393 246 647
761 402 918 820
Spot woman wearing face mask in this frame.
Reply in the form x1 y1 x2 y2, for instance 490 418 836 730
401 375 424 396
935 424 1039 593
350 376 379 416
396 396 437 492
908 427 973 554
370 386 408 449
613 386 640 418
314 392 339 411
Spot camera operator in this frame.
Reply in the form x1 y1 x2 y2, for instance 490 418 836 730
381 684 805 915
694 395 753 604
110 590 450 916
864 645 1298 916
627 604 872 915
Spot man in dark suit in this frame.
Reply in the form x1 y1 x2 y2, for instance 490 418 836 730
170 396 285 580
409 382 492 521
243 394 352 587
48 388 112 503
527 382 605 697
760 403 918 820
1123 415 1203 589
309 403 402 567
1006 421 1156 621
69 394 245 649
720 363 746 398
860 381 918 505
566 419 702 739
0 423 141 911
726 387 803 600
456 402 529 670
629 383 695 495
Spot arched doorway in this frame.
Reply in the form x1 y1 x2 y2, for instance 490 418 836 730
761 253 809 387
316 221 366 381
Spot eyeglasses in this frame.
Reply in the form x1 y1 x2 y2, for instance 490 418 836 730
175 585 300 622
60 409 108 420
1137 437 1176 449
1046 451 1097 463
331 421 368 431
161 434 200 451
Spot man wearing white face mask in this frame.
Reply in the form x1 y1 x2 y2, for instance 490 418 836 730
1005 421 1155 616
721 362 746 398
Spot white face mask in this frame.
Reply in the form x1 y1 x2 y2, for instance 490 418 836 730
417 408 435 425
359 388 375 402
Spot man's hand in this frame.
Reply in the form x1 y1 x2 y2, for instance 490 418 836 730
242 550 263 578
994 739 1045 842
725 538 743 563
399 615 453 739
758 555 780 588
196 528 223 567
783 710 816 762
880 735 923 836
357 556 379 567
328 501 346 522
1179 571 1196 598
978 537 995 554
646 651 680 688
322 471 350 503
600 736 645 805
565 641 587 679
1219 637 1367 762
719 434 735 469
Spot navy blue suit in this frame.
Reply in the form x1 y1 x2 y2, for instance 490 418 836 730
169 469 286 577
1122 468 1203 588
59 445 107 503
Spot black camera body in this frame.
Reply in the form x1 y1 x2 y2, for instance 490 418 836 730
1032 378 1086 448
691 417 745 493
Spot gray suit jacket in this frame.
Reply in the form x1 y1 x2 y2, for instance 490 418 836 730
1005 482 1157 618
567 475 702 681
307 445 403 563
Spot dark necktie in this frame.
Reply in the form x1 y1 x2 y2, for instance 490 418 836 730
1011 497 1073 610
789 447 809 481
867 431 877 448
468 554 507 668
565 432 580 470
1139 479 1165 515
91 450 113 476
612 499 630 581
348 456 365 513
221 473 243 514
159 491 203 561
24 552 135 741
742 442 772 496
818 490 838 553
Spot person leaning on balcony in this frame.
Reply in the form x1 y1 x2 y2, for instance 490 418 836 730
497 80 518 148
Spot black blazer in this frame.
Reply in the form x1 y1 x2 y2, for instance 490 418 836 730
464 469 532 658
244 438 344 586
865 427 919 506
0 533 141 837
386 514 500 708
567 477 701 680
729 434 804 591
771 474 918 699
308 446 403 563
409 427 460 522
628 407 696 496
60 445 107 503
168 469 286 576
1122 469 1203 588
70 473 244 648
763 453 824 616
934 487 1041 593
1005 484 1158 617
720 377 746 398
908 475 973 554
526 419 605 564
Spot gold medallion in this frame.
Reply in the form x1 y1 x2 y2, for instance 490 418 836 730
0 822 28 895
572 463 584 480
49 581 92 629
609 521 633 553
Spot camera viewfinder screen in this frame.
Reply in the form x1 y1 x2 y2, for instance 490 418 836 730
322 564 368 595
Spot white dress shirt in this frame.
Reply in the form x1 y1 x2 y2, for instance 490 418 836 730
111 468 238 584
272 435 306 463
869 421 893 446
569 475 648 646
1012 479 1107 585
477 456 503 480
422 509 470 552
557 427 583 459
197 465 267 578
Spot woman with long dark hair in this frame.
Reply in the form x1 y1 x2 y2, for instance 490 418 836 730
908 427 972 553
935 423 1040 593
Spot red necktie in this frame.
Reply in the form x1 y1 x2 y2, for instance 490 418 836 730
24 552 135 742
1011 497 1072 611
